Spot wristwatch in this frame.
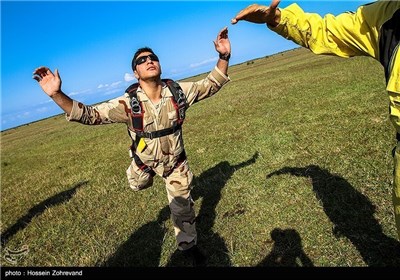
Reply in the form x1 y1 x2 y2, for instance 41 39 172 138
219 53 231 61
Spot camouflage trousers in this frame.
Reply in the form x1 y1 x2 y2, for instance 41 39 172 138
126 159 197 250
392 142 400 239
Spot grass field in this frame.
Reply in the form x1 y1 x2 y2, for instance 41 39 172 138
2 48 400 267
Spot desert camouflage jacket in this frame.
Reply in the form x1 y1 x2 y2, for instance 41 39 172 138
66 66 230 168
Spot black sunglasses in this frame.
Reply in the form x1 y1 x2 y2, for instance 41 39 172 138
134 54 159 68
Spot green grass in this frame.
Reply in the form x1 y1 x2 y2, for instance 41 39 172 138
2 48 399 267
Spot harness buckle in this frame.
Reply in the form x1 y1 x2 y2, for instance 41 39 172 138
130 97 141 114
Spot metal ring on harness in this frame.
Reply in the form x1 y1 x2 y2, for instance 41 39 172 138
176 89 186 120
177 89 185 104
130 97 141 114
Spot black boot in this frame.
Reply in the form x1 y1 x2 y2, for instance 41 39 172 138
182 245 207 267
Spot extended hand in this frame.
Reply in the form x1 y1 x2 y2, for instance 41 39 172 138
231 0 281 26
33 66 62 97
214 27 231 57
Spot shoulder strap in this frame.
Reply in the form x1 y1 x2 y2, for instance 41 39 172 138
126 82 139 96
125 82 144 133
163 79 187 124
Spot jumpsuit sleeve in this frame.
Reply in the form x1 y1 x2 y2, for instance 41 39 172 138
178 66 230 106
268 3 380 58
66 94 132 125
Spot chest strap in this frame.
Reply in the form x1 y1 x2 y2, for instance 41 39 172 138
135 123 182 140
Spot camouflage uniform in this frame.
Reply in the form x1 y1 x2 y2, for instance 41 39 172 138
66 66 230 250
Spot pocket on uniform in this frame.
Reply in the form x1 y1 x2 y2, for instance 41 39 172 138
167 110 178 125
126 163 154 191
143 115 154 130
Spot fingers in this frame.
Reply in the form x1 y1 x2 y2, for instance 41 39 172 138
33 66 49 76
231 1 280 25
33 75 42 82
54 69 60 79
218 26 228 39
231 4 258 24
270 0 281 10
215 26 228 48
32 66 52 82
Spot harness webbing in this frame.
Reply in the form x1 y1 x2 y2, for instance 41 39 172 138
133 153 156 177
126 79 188 176
126 79 187 137
135 123 182 140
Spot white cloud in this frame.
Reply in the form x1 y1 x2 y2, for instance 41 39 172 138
17 112 30 118
68 89 91 96
103 88 121 96
36 107 49 113
97 84 108 89
190 57 218 68
111 81 122 87
38 99 55 105
124 73 136 82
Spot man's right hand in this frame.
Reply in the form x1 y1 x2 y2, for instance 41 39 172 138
33 66 73 115
231 0 281 27
33 66 62 97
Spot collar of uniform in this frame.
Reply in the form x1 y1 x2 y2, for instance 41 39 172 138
136 82 172 101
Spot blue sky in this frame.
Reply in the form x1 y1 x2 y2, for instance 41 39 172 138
1 0 368 131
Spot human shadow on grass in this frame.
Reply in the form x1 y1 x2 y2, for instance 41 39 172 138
166 152 259 267
1 180 89 246
267 165 400 266
257 228 314 267
104 205 170 267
